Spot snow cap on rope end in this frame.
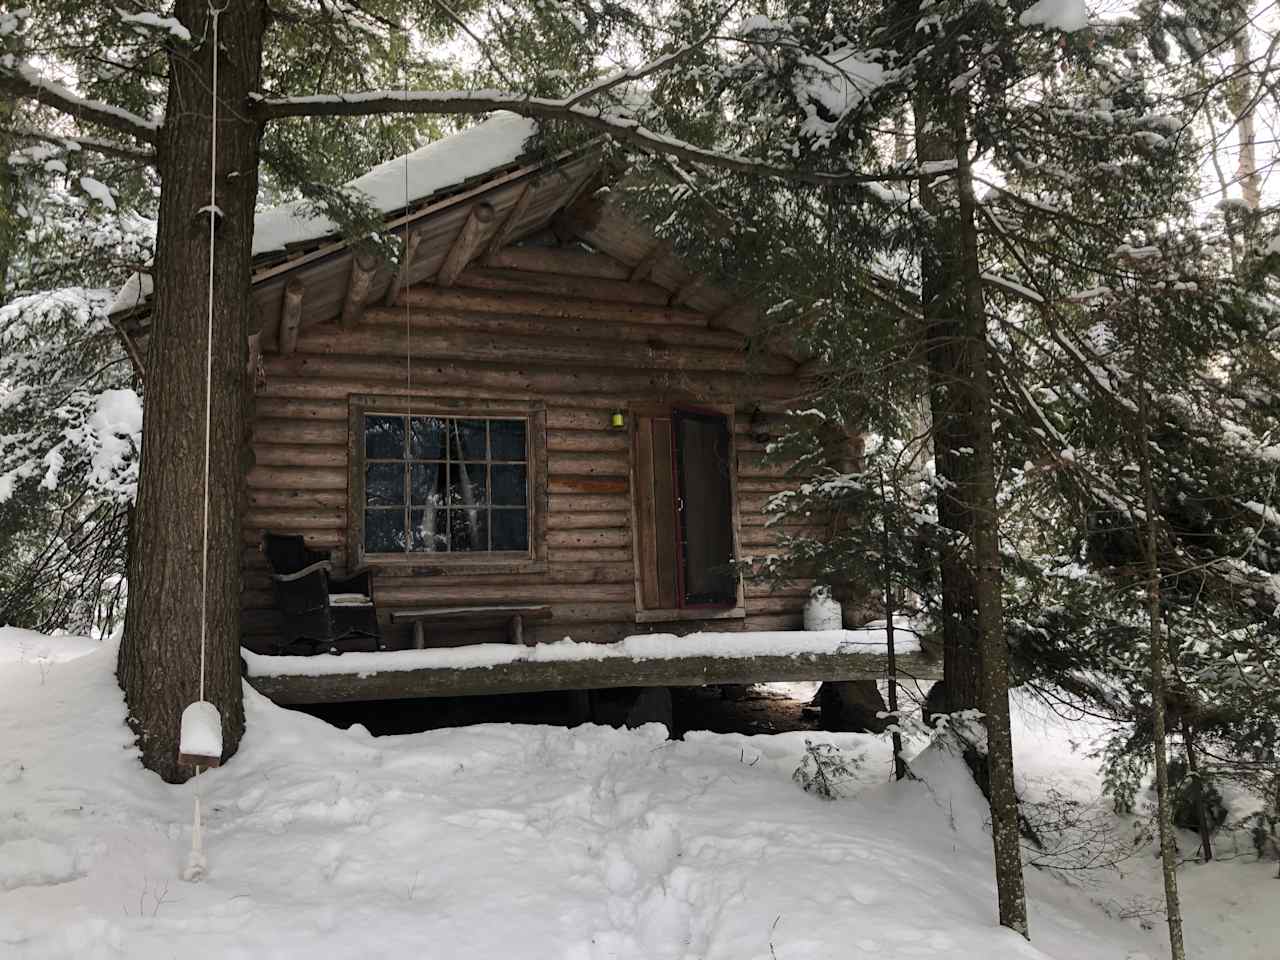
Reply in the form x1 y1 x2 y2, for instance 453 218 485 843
178 700 223 768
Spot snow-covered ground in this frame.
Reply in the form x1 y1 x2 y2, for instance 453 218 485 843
0 627 1272 959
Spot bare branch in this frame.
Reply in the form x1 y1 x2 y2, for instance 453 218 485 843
250 90 915 187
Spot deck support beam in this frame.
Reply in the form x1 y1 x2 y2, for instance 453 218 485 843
245 650 942 705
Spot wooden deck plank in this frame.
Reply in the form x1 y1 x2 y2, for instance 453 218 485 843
244 651 942 704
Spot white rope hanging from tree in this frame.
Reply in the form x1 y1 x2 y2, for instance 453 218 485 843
177 0 230 883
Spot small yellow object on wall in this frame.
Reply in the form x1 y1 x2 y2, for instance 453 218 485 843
610 411 626 430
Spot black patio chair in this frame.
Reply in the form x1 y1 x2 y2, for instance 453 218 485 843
261 532 383 656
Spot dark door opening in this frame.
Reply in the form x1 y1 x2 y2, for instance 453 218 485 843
672 408 736 608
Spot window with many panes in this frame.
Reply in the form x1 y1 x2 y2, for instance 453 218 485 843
361 413 530 555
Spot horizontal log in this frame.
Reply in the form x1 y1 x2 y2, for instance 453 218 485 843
745 596 809 615
252 443 345 468
736 477 800 494
546 429 628 453
246 465 346 491
254 397 349 421
291 325 769 375
361 306 746 352
253 418 346 446
546 511 628 530
243 507 345 530
403 286 708 329
246 650 943 703
454 266 672 306
547 494 630 513
548 451 629 476
243 582 636 610
486 246 631 280
548 476 628 495
547 546 631 563
242 527 342 548
546 529 630 549
737 452 802 479
263 354 800 400
373 561 635 588
247 489 348 510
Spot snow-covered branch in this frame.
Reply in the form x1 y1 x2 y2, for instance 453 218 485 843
250 90 914 187
4 127 157 165
0 60 160 144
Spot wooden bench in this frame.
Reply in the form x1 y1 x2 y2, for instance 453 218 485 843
390 605 553 649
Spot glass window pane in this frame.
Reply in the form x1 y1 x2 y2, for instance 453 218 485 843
366 463 405 507
365 415 404 459
491 509 528 552
448 508 488 552
447 462 487 507
410 463 446 507
489 419 526 460
410 416 447 460
490 464 527 506
410 508 449 553
452 419 487 460
365 508 405 553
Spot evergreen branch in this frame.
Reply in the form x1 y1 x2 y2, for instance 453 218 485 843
0 61 160 144
4 127 157 164
250 90 921 187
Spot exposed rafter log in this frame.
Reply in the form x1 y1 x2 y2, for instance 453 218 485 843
550 176 606 245
482 182 535 264
341 255 380 327
383 229 425 306
667 276 702 308
437 202 496 287
708 301 757 336
278 278 305 354
628 241 667 283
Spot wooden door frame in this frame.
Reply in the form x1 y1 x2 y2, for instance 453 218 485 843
628 400 745 623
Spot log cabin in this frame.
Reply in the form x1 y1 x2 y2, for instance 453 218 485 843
110 114 938 710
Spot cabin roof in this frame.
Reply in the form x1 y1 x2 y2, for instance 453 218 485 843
109 111 791 361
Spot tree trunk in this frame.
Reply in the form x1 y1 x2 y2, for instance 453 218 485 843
914 87 981 715
1230 25 1261 211
951 88 1029 939
1135 289 1187 960
879 471 907 780
118 0 265 783
1182 718 1214 862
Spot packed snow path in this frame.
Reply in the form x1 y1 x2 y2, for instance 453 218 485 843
0 631 1267 959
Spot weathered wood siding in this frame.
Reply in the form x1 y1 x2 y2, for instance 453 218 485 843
241 251 819 651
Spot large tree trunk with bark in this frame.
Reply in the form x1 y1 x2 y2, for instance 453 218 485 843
118 0 265 783
914 77 981 714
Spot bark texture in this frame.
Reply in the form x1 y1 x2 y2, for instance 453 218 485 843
118 0 265 783
953 101 1028 938
1136 307 1187 960
914 82 981 715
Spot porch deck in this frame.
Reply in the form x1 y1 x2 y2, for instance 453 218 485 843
243 628 942 705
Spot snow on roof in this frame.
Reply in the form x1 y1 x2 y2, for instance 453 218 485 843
243 625 923 678
252 112 537 256
108 112 539 316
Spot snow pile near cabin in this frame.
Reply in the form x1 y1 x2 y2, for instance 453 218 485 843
0 631 1270 959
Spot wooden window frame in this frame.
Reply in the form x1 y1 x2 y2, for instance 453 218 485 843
347 394 548 574
628 400 745 623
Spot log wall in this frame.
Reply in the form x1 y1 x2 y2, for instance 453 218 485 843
241 248 821 653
